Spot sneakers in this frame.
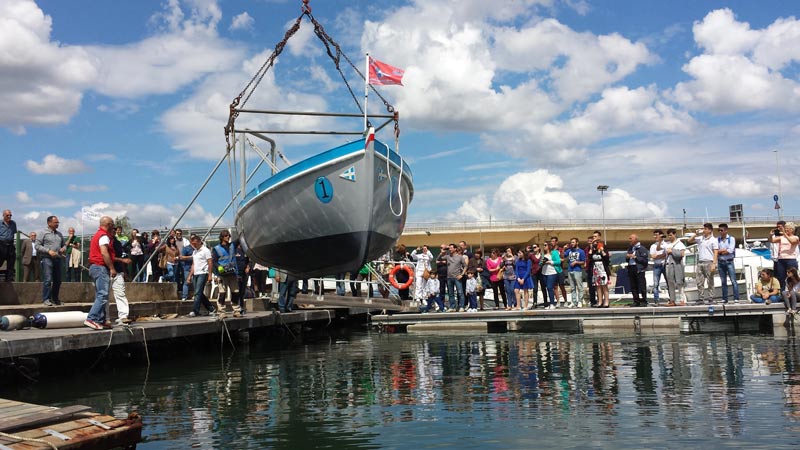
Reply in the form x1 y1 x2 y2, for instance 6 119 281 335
578 302 584 308
180 298 188 302
233 311 241 318
115 317 132 326
547 305 556 310
43 299 54 307
766 299 771 305
188 312 198 317
83 319 103 330
565 303 574 309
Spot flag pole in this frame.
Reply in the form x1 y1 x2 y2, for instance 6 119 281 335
364 52 369 132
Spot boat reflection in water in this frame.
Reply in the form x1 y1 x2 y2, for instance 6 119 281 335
236 128 413 278
34 332 800 448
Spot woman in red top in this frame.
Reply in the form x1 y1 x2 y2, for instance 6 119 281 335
485 248 506 310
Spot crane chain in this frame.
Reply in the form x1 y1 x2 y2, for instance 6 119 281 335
225 12 307 150
308 14 399 136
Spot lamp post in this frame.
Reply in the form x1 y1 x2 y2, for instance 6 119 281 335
597 185 609 245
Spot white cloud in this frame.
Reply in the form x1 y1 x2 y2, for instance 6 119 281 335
708 178 765 198
25 154 91 175
159 50 332 159
229 12 254 31
0 0 246 133
85 153 117 161
76 201 217 230
16 191 31 203
452 170 667 221
0 0 97 133
68 184 109 192
672 9 800 113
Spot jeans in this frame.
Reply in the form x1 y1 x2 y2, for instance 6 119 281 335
164 263 176 282
466 293 477 310
750 294 780 304
181 266 191 299
652 264 665 301
278 279 299 312
41 257 62 303
544 273 557 305
775 259 798 293
335 273 345 296
192 274 214 315
717 259 739 302
87 265 110 323
446 277 465 310
504 279 516 308
567 270 584 305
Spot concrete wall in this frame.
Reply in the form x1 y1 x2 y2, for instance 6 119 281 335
0 282 179 305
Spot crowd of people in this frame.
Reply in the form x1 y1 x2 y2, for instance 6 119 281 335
3 209 798 324
399 221 799 318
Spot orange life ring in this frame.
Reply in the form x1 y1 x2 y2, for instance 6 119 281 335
389 264 414 290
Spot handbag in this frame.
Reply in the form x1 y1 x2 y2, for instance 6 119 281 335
158 252 168 269
423 267 431 280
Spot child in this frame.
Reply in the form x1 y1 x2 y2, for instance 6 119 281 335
420 272 442 313
466 271 478 312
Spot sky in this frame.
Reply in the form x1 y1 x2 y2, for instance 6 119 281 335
2 0 799 236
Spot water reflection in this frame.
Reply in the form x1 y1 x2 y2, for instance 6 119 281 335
5 333 800 448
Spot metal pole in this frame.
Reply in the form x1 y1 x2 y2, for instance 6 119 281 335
201 148 271 242
601 191 606 245
133 150 231 282
775 150 783 220
364 53 370 131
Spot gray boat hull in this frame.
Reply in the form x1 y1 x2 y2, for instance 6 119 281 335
235 134 413 278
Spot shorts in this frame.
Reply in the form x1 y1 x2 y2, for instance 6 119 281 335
557 271 567 285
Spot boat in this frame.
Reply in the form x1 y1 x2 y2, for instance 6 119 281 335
235 129 413 278
219 3 414 278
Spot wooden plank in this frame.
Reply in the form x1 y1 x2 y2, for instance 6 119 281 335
0 406 92 432
0 405 53 420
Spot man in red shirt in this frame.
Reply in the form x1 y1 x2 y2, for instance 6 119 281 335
84 216 116 330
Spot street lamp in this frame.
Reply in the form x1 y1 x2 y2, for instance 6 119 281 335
597 185 609 245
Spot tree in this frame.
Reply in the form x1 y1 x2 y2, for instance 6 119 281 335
115 215 132 235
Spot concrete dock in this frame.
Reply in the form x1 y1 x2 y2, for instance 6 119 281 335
371 303 795 335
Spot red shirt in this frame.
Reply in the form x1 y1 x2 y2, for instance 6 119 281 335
89 227 115 267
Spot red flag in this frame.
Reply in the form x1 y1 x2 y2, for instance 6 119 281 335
368 57 404 86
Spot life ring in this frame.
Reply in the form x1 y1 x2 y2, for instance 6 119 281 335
389 264 414 290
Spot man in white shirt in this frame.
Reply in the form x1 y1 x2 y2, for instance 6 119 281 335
693 223 719 305
663 229 686 306
187 235 215 317
717 223 739 303
650 230 667 305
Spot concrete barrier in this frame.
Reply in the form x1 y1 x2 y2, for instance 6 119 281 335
0 282 179 305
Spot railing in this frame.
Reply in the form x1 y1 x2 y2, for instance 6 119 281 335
402 216 797 234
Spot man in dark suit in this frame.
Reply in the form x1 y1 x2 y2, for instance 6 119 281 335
22 232 40 282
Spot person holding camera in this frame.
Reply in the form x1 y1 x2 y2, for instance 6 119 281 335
211 230 239 318
771 222 799 293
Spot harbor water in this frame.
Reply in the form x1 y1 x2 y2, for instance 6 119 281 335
4 330 800 449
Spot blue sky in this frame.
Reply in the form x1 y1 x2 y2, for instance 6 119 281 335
2 0 799 235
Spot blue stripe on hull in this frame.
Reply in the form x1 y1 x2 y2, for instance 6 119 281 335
241 137 412 206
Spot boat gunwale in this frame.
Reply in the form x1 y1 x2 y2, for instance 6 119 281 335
239 139 413 209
